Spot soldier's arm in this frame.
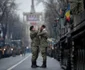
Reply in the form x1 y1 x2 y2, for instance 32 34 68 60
43 33 48 39
38 30 48 39
30 31 38 40
37 30 46 36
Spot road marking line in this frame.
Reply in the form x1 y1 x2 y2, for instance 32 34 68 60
7 54 31 70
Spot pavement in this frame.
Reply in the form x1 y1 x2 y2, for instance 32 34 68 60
0 53 63 70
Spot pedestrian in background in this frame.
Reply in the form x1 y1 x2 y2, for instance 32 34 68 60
30 26 40 68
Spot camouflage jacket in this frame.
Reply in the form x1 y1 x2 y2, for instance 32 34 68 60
30 30 40 47
38 29 48 47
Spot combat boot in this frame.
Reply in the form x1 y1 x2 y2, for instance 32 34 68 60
41 61 47 68
31 61 37 68
35 61 39 67
31 61 39 68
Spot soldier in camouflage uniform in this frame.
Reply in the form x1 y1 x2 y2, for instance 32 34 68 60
30 26 40 68
38 25 48 68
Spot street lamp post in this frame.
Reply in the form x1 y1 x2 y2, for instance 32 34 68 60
0 8 3 22
0 8 3 17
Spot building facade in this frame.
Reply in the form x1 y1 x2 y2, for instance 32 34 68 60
23 0 44 47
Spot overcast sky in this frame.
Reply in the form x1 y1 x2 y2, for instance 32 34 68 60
15 0 44 18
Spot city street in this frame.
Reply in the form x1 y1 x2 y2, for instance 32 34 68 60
0 53 62 70
0 0 85 70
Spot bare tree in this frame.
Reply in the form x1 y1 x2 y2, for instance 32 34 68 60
0 0 16 22
37 0 65 39
0 0 27 45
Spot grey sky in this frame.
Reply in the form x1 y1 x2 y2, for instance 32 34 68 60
15 0 44 18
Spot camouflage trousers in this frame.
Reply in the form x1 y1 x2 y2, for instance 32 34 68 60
40 47 47 62
31 46 39 62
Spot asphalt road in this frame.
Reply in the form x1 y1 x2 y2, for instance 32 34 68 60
0 53 62 70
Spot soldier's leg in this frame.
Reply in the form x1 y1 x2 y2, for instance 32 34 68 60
40 47 47 68
35 46 39 60
35 46 39 66
31 47 39 68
